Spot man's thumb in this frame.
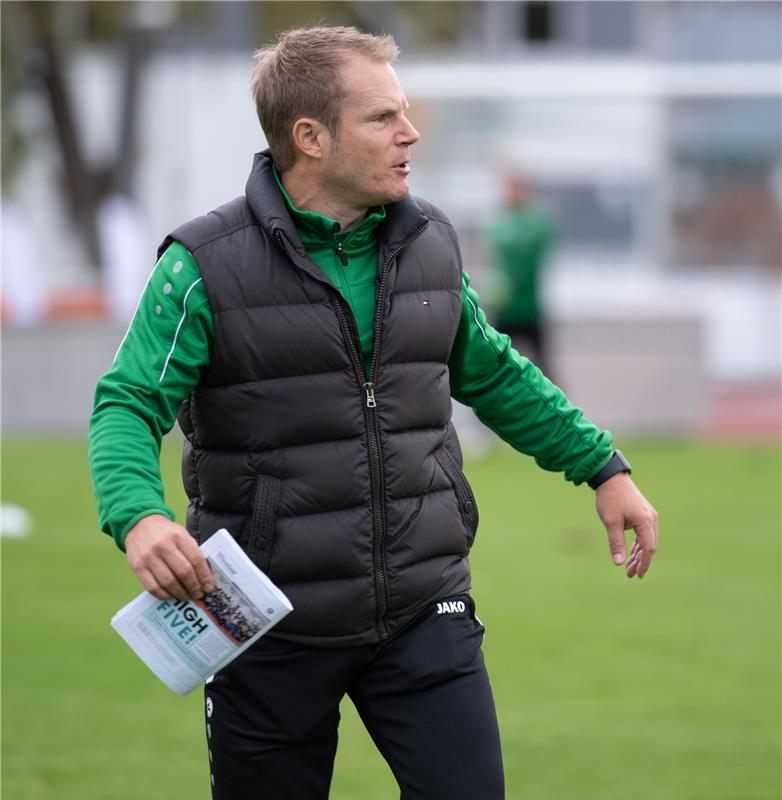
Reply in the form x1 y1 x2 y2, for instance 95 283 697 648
606 523 626 565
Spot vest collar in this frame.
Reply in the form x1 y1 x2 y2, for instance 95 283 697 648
245 151 302 244
245 150 429 263
271 164 386 255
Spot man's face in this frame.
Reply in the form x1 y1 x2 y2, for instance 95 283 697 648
321 55 420 209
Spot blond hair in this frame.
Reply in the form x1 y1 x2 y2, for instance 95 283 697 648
250 26 399 171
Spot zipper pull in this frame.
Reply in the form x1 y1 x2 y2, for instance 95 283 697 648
336 242 348 266
363 382 377 408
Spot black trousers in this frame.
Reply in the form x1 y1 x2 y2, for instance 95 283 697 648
205 595 504 799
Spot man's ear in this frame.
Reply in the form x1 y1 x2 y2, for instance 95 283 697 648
291 117 329 160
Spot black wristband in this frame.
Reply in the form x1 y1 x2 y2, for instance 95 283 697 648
587 450 632 490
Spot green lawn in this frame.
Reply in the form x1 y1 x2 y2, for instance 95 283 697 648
2 437 780 799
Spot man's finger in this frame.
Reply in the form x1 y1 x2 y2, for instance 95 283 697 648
154 536 215 601
605 520 627 565
634 517 658 579
636 547 654 579
179 534 216 595
148 558 194 602
634 518 658 555
193 557 216 595
163 549 208 600
135 567 172 601
626 552 640 578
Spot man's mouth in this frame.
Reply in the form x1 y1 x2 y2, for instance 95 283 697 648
392 161 411 174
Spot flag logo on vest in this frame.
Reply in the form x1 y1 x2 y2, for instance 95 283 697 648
436 600 466 615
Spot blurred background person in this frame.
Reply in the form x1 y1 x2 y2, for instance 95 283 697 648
488 173 556 378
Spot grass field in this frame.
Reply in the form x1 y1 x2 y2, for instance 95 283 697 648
2 437 780 799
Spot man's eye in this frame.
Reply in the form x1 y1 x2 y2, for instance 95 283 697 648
374 113 391 122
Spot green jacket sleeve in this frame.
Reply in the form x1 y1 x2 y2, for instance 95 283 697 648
449 272 613 484
88 241 214 550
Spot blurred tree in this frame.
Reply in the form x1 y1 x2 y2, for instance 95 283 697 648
2 1 173 270
1 6 30 190
254 1 472 54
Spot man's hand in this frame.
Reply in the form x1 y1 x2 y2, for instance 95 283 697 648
595 474 658 579
125 514 215 601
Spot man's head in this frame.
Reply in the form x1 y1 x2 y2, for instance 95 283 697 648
251 26 420 208
504 175 533 209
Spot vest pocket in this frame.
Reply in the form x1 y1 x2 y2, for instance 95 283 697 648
434 447 479 544
245 475 282 572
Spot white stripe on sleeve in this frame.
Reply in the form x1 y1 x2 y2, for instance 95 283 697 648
159 278 204 383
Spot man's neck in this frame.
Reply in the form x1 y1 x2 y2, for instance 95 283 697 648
279 164 367 232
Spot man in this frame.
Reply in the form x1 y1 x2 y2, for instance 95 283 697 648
89 26 658 800
489 173 555 376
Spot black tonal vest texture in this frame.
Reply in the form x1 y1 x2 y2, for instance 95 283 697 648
159 151 479 647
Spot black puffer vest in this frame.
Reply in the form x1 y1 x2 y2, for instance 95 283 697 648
160 151 479 647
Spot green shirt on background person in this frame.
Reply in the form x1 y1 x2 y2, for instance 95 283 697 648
490 199 554 329
89 176 613 551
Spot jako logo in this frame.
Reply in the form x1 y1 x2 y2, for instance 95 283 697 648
437 600 466 615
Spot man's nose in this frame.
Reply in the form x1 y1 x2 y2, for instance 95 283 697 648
399 115 420 146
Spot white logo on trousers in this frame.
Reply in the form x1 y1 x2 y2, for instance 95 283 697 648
437 600 466 615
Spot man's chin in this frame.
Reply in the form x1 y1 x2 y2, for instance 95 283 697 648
377 180 411 205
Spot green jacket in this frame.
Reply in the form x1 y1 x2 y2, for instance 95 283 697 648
490 203 554 326
89 180 612 550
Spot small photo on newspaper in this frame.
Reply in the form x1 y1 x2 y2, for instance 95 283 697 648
111 529 293 695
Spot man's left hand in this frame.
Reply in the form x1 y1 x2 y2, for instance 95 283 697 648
595 474 658 579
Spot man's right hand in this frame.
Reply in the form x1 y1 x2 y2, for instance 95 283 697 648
125 514 215 602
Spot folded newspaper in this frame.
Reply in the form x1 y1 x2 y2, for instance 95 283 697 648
112 528 293 695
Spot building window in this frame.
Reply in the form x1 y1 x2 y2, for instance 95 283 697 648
524 1 555 43
668 98 782 269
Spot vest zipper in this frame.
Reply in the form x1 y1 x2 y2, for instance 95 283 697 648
358 221 429 640
277 220 430 642
335 242 348 266
331 294 391 638
368 221 429 387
